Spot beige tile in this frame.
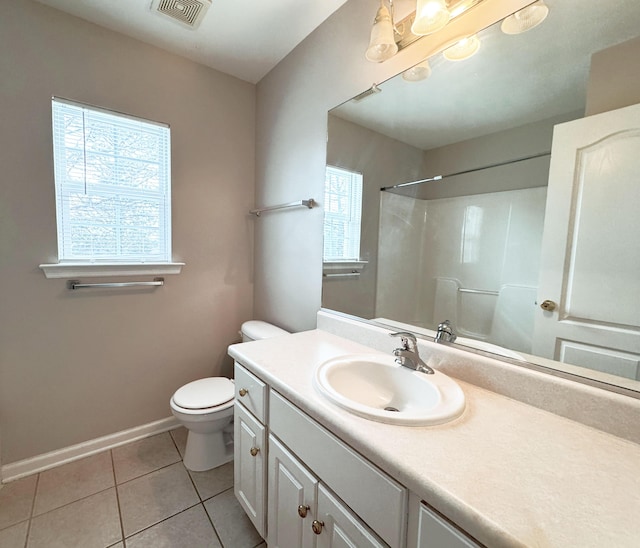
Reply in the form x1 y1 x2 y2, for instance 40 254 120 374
28 488 121 548
126 504 221 548
0 520 29 548
204 489 262 548
169 427 188 458
112 433 181 484
33 451 114 516
107 544 124 548
118 462 199 537
189 461 234 501
0 474 37 529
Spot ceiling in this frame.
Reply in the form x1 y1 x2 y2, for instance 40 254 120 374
331 0 640 150
35 0 350 84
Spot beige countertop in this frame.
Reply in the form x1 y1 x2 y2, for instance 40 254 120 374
228 329 640 548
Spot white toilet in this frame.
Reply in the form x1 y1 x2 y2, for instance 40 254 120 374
170 320 288 471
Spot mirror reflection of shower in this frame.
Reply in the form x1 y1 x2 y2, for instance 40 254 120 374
376 184 546 354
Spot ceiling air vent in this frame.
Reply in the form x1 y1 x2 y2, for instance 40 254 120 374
150 0 212 29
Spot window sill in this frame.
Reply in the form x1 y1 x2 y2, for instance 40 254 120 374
39 262 185 279
322 260 368 274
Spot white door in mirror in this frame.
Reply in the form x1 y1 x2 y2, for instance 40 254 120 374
533 102 640 381
313 354 465 426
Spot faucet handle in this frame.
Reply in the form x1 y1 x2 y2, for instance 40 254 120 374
435 320 457 343
437 320 452 331
389 331 417 351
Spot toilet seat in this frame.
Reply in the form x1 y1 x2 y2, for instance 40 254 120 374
172 378 234 410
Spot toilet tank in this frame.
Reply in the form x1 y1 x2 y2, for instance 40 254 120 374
241 320 289 342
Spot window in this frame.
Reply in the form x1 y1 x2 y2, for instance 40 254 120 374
323 165 363 262
50 98 172 265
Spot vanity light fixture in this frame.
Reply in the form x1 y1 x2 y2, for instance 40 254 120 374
501 0 549 35
443 34 480 61
411 0 451 36
365 0 485 63
365 0 399 62
402 59 432 81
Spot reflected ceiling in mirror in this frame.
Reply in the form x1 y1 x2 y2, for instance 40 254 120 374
323 0 640 396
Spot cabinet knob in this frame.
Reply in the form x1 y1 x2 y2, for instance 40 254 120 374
238 388 248 397
297 504 310 518
540 299 557 311
311 520 324 535
249 447 260 457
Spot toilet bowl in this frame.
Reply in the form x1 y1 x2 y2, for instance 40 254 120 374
170 320 289 471
170 377 235 471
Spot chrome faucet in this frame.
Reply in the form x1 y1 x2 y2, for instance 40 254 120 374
389 332 434 374
435 320 457 344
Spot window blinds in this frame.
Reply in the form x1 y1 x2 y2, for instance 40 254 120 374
323 165 363 262
51 98 171 263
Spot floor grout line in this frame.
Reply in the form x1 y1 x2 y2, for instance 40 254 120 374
122 501 204 541
202 498 225 548
23 472 40 548
109 449 126 547
114 458 183 487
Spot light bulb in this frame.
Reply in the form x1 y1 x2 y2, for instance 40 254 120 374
411 0 450 36
402 60 432 82
443 34 480 61
365 4 398 62
501 1 549 35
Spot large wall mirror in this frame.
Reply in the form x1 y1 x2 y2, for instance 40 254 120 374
324 0 640 395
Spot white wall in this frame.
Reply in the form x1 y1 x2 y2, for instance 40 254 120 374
0 2 255 464
253 0 533 332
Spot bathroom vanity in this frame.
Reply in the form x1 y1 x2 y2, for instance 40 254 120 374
228 324 640 547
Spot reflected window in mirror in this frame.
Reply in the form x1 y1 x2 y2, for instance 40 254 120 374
323 165 363 262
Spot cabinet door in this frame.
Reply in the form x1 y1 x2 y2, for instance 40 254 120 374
234 402 266 537
416 503 480 548
268 434 318 548
315 484 386 548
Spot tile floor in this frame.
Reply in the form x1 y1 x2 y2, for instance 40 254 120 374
0 429 265 548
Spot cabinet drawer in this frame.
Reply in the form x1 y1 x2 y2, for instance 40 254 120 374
269 390 407 548
234 362 267 422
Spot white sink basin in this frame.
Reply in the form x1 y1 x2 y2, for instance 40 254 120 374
313 354 465 426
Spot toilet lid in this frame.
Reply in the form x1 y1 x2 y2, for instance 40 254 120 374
173 378 234 410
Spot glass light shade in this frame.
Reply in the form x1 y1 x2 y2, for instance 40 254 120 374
443 34 480 61
365 5 398 62
411 0 450 36
501 1 549 35
402 60 432 82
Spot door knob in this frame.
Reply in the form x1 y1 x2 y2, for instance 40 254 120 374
238 388 248 397
250 447 260 457
540 300 557 311
311 520 324 534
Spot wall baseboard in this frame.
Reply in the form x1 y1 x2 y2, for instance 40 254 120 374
1 416 180 484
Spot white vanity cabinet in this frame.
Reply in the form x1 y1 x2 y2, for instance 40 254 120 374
268 433 386 548
268 389 405 547
234 365 268 537
233 361 481 548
